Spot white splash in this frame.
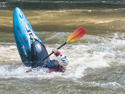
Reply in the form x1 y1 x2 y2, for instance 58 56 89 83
0 32 125 79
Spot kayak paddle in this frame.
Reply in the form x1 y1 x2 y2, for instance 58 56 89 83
42 27 86 61
32 27 86 68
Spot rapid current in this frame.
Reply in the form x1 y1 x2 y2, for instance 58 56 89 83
0 3 125 94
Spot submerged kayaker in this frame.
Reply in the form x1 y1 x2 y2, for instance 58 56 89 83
26 48 69 73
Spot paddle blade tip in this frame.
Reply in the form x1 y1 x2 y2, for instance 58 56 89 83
77 27 86 34
66 27 86 43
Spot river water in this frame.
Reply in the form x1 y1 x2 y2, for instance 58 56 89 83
0 3 125 94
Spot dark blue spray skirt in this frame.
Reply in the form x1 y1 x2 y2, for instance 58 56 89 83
13 7 50 67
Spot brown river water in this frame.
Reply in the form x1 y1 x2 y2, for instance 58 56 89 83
0 3 125 94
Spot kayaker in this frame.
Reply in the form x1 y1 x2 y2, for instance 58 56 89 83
26 48 69 73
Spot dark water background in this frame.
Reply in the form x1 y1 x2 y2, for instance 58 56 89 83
0 1 125 94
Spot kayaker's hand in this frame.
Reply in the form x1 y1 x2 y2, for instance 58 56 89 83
26 66 32 72
52 48 58 54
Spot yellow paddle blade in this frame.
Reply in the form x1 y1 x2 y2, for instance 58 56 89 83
66 27 86 43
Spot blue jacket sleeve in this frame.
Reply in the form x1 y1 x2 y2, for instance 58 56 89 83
44 60 56 68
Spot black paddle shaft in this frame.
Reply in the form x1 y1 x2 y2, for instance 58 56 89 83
42 42 67 61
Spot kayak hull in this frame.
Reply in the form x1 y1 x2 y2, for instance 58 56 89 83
13 7 50 67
